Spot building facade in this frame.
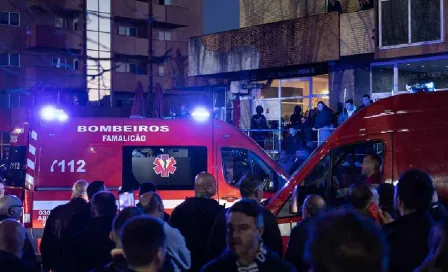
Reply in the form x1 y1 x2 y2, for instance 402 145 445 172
188 0 446 154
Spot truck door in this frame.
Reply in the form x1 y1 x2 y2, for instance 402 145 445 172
276 138 389 249
216 144 286 207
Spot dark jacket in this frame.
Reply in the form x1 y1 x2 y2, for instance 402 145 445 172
0 215 38 272
314 107 333 129
384 211 434 272
285 134 304 155
207 205 283 261
69 215 116 272
40 197 88 271
201 245 296 272
170 197 225 272
66 202 92 237
0 250 32 272
284 218 313 272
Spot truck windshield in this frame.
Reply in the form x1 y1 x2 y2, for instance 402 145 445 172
122 146 207 191
5 146 26 187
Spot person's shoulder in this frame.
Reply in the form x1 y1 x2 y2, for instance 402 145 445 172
201 256 229 272
267 251 297 271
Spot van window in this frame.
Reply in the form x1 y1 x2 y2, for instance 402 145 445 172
221 147 283 192
330 141 384 206
277 154 330 218
5 146 26 187
122 146 207 191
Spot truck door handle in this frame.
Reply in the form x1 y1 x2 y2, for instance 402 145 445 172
220 196 239 202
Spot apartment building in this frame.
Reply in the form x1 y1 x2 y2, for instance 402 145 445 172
0 0 205 109
189 0 445 131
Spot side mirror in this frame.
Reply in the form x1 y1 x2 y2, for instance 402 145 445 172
290 185 300 214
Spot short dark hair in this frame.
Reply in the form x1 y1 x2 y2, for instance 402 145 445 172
141 193 162 215
349 182 373 210
305 210 388 272
363 94 371 99
91 191 117 217
317 101 326 107
238 174 263 198
346 99 354 104
397 169 434 212
112 207 144 235
121 216 165 268
87 181 105 200
139 182 156 198
366 153 382 169
227 198 263 227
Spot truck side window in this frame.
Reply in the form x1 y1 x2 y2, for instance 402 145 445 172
277 154 330 218
122 146 207 191
330 141 385 207
221 147 281 193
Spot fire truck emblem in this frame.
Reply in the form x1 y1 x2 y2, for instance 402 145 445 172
153 154 177 177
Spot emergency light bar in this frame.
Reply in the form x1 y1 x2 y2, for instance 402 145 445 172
191 107 210 121
40 106 69 122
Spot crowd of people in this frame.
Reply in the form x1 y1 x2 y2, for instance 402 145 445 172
0 168 447 271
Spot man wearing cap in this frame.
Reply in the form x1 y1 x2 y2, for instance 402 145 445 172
41 180 89 272
0 195 38 271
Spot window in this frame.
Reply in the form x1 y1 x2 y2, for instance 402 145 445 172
0 53 20 67
5 146 26 187
0 12 19 26
9 12 19 26
0 132 9 161
52 57 67 68
73 18 79 30
123 146 207 190
159 0 173 5
380 0 442 48
158 65 164 76
158 31 172 41
116 62 141 74
221 147 285 193
73 59 79 70
330 141 385 206
55 17 67 28
118 25 137 37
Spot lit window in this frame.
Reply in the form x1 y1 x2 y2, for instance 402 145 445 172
158 65 164 76
55 17 66 28
116 62 126 73
52 57 66 68
158 31 172 41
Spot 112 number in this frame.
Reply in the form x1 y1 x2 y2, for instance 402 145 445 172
51 160 86 173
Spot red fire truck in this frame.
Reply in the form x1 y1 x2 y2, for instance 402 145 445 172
3 106 288 253
265 91 448 249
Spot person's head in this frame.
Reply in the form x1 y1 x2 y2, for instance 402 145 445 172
256 105 263 115
238 174 264 204
301 116 307 124
87 181 106 201
345 99 355 111
139 182 156 199
289 127 297 136
362 94 371 106
317 101 326 111
194 172 216 198
121 216 166 271
226 199 264 259
91 191 117 218
349 182 373 211
302 194 327 219
294 105 302 115
71 180 89 201
361 154 382 177
395 169 434 216
0 195 23 220
140 192 164 219
110 207 144 248
0 219 26 258
0 181 5 198
305 210 388 272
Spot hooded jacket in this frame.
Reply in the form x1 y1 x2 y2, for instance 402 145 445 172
170 197 224 272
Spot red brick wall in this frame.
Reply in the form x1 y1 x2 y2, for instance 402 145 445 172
190 12 339 75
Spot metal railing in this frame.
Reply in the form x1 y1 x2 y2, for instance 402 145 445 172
239 127 336 159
